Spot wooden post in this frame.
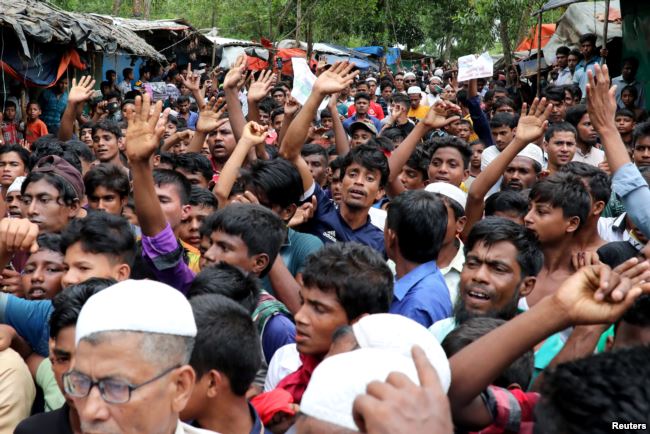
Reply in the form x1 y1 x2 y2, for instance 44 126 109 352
602 0 611 65
210 9 217 68
536 12 543 97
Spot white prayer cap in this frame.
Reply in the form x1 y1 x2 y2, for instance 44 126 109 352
365 76 377 83
517 143 544 167
425 182 467 211
404 72 416 79
352 313 451 391
430 75 443 84
6 176 25 194
407 86 422 95
301 348 419 431
434 68 444 77
75 279 197 345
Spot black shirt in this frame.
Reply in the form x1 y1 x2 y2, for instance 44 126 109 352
14 404 73 434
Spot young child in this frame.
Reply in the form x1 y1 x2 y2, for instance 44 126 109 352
615 108 636 150
1 101 23 145
24 102 48 146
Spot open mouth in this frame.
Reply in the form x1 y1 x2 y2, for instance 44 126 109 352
29 288 47 299
348 189 366 199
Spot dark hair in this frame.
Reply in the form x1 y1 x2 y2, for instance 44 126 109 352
301 242 393 320
529 172 590 225
543 86 566 103
386 190 447 263
560 162 611 205
189 186 218 209
22 172 79 207
103 91 122 102
173 152 213 183
563 84 582 102
66 140 95 164
569 48 581 59
199 204 286 277
258 97 278 115
544 122 577 142
36 233 63 254
301 143 328 162
556 46 570 56
49 278 117 339
187 263 260 314
382 127 405 143
240 158 304 209
189 294 261 396
391 94 410 107
615 108 636 120
578 32 597 45
26 100 41 110
122 67 133 78
633 121 650 147
442 317 533 389
489 112 517 129
270 108 285 123
484 190 529 218
564 104 588 129
84 163 130 199
492 97 517 114
153 169 192 205
428 135 472 169
534 346 650 434
340 144 390 187
92 120 123 139
320 109 332 120
60 212 136 267
272 86 286 96
177 95 190 106
0 145 30 167
354 92 371 103
28 136 64 170
621 84 639 101
405 146 430 180
465 217 543 278
3 100 17 110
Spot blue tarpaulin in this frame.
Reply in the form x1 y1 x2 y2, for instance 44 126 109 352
354 46 401 65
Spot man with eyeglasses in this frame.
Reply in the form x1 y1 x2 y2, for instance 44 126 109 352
63 279 216 434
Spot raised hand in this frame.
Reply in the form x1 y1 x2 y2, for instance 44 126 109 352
312 62 358 97
515 97 552 144
178 63 201 92
284 96 301 117
68 76 97 105
223 55 248 90
552 265 650 325
288 196 317 228
248 70 277 102
196 97 227 134
240 121 269 145
0 218 39 254
586 64 617 133
421 100 461 130
125 94 167 163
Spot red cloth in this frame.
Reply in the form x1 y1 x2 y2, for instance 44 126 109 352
250 388 296 425
347 101 385 120
276 353 323 404
25 120 48 144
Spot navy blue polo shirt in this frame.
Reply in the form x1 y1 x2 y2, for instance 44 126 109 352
303 183 385 256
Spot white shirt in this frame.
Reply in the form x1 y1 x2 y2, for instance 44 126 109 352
368 207 387 232
264 343 301 392
598 213 630 243
572 146 605 167
176 421 221 433
480 146 503 197
440 241 465 303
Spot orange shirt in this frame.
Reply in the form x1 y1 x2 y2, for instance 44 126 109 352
25 119 48 144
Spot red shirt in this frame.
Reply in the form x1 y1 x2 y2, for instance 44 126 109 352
347 101 385 120
25 119 48 144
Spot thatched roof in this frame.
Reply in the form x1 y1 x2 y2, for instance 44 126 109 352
0 0 164 60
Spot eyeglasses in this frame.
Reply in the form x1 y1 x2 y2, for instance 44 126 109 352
63 364 180 404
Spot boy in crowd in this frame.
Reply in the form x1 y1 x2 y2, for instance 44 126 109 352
565 105 603 166
173 152 213 189
25 102 48 145
544 122 578 174
182 294 269 434
383 94 415 138
543 86 568 124
92 120 125 168
465 140 484 189
1 101 23 145
616 108 636 150
177 186 217 250
632 121 650 168
523 172 591 307
386 190 452 327
0 145 29 193
83 163 130 216
427 136 471 188
481 113 517 171
397 147 430 191
301 144 329 188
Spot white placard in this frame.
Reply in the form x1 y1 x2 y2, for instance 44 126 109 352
291 57 329 110
457 52 494 82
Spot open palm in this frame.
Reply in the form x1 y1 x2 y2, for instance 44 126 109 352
515 98 551 143
312 62 358 96
68 76 96 104
196 98 228 134
125 94 166 162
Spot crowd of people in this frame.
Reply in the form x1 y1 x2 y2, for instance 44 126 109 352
0 30 648 433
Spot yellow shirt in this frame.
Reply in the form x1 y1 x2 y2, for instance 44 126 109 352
408 104 430 121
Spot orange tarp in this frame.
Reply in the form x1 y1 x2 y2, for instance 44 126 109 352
515 24 556 52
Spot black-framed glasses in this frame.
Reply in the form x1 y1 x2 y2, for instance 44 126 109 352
63 364 180 404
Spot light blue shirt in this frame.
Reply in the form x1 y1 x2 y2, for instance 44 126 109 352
612 162 650 239
573 56 602 101
389 260 452 328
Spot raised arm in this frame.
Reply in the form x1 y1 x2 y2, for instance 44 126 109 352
124 94 169 237
448 265 649 430
466 79 495 148
222 55 249 141
463 98 551 238
328 93 350 156
178 63 206 111
247 70 277 124
214 121 268 208
278 96 300 147
190 97 228 154
58 76 96 141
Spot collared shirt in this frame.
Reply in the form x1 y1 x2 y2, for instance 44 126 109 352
553 66 573 86
613 75 646 109
15 403 72 434
612 162 650 239
38 89 68 130
118 80 132 96
303 183 386 256
573 56 602 100
572 146 604 167
141 223 195 294
182 111 199 130
440 241 465 303
389 260 452 328
176 421 220 433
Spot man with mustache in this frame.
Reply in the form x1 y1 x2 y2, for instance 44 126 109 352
544 122 577 175
566 105 604 167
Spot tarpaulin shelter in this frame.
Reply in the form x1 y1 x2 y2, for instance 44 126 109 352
354 46 401 66
0 0 163 88
515 24 556 52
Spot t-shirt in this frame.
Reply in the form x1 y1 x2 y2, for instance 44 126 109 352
302 183 386 256
572 146 605 167
407 104 430 121
0 293 52 356
347 101 385 120
25 119 48 144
